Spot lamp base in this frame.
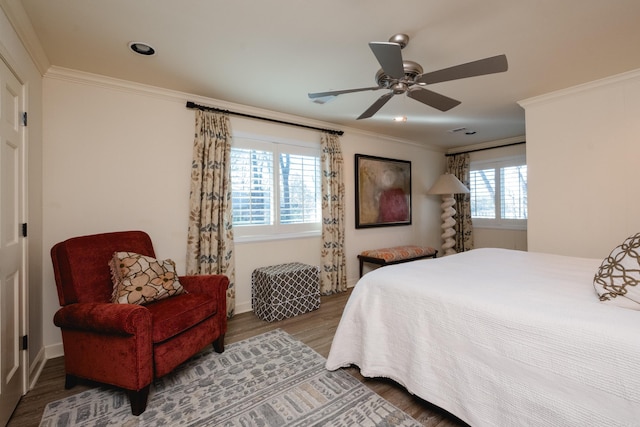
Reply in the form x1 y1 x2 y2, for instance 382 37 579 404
440 194 457 256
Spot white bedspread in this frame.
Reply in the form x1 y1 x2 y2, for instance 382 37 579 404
326 248 640 427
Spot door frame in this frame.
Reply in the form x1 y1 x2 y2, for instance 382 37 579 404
0 50 28 425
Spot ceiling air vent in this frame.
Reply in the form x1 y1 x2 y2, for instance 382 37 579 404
448 127 467 133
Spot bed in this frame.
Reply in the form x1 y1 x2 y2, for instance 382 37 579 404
326 248 640 427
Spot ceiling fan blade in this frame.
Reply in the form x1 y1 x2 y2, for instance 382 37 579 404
417 54 508 85
369 42 405 79
357 92 395 120
308 86 381 99
407 87 461 112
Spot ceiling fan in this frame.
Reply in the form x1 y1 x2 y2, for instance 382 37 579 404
308 34 508 120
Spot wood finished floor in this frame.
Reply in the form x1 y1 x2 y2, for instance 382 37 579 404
8 289 468 427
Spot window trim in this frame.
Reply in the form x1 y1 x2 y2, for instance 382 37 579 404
470 155 527 231
231 135 322 243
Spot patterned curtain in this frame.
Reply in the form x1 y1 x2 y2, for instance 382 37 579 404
446 153 474 252
320 133 347 294
186 110 236 317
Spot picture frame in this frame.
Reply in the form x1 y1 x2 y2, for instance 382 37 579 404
355 154 412 228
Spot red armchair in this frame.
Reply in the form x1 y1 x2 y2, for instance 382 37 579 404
50 231 228 415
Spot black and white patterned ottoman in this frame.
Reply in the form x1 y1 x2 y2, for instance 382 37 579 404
251 262 321 322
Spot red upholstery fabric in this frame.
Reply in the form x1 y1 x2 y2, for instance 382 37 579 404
146 293 216 343
51 230 228 414
54 301 151 335
153 315 222 378
52 231 156 305
59 328 153 391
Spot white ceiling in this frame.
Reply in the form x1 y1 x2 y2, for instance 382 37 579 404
6 0 640 148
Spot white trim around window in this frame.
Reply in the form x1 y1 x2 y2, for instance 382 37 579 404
470 155 527 231
231 135 322 243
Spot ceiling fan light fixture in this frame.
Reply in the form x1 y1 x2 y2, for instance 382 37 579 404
392 82 408 94
128 41 156 56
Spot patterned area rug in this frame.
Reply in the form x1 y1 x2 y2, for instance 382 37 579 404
40 329 421 426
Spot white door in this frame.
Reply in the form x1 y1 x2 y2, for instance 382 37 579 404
0 56 26 426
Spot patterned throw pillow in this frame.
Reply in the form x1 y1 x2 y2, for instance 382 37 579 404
109 252 186 305
593 233 640 310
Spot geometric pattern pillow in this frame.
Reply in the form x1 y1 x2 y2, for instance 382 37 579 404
109 251 186 305
593 233 640 310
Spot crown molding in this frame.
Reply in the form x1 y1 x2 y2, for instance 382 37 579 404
446 135 525 155
519 68 640 108
0 0 50 75
45 66 443 151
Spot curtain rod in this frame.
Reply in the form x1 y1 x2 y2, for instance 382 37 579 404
445 140 525 157
186 101 344 136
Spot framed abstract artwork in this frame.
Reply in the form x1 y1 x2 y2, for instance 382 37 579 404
355 154 412 228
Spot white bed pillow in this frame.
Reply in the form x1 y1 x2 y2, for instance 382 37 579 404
593 233 640 310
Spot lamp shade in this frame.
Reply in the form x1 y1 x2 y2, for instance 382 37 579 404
427 173 470 195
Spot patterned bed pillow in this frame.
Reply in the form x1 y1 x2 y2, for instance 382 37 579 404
593 233 640 310
109 252 186 305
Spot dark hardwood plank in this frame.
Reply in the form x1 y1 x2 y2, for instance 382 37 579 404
7 289 467 427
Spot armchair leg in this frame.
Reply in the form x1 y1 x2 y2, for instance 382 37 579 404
128 385 150 416
64 374 78 389
213 334 225 353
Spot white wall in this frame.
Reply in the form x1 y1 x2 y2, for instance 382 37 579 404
520 69 640 258
0 5 45 385
42 68 445 354
474 227 528 250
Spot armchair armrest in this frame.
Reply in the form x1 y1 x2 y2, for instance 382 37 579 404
179 274 229 297
180 274 229 320
53 302 151 335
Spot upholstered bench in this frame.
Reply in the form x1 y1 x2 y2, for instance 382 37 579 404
251 262 320 322
358 245 437 277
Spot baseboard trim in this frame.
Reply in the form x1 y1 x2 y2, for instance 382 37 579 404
235 301 252 314
45 342 64 359
28 347 46 390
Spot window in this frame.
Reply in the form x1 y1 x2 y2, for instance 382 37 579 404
230 136 321 241
469 156 527 229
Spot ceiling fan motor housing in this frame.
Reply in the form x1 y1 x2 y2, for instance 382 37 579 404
375 60 424 92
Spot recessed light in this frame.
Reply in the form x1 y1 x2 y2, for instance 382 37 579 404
129 42 155 56
393 116 407 122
